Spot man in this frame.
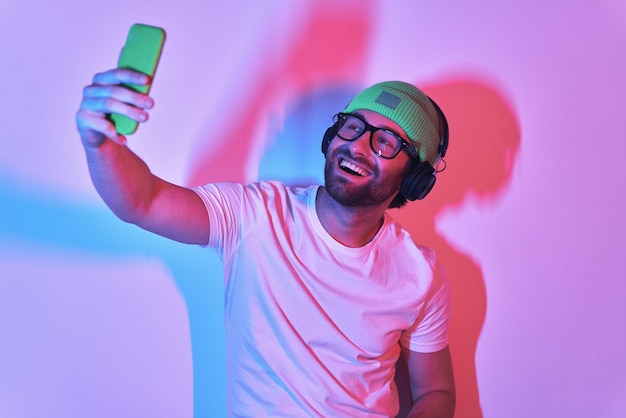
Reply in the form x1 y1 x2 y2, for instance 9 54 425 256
76 69 455 417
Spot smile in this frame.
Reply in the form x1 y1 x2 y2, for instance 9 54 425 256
339 158 369 177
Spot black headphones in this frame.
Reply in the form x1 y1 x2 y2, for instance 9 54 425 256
321 97 449 200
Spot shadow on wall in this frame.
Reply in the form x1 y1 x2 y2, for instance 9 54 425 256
0 171 226 417
185 1 375 187
392 78 521 418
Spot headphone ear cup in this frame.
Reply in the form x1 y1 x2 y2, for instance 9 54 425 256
401 162 436 201
321 123 339 155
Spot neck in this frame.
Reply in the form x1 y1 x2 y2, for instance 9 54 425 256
315 186 388 248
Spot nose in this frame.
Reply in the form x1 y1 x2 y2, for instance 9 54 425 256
348 131 372 156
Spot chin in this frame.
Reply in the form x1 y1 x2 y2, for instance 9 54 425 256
324 171 395 208
323 151 402 208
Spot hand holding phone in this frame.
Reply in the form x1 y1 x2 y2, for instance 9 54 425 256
109 23 166 135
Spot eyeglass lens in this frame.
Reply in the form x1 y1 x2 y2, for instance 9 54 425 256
336 114 404 159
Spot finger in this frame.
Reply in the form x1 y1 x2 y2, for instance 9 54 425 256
80 96 150 123
82 84 154 110
92 68 151 86
76 109 127 146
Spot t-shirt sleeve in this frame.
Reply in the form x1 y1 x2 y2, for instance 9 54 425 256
192 182 245 256
400 254 451 353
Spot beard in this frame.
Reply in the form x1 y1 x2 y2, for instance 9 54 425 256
323 152 405 208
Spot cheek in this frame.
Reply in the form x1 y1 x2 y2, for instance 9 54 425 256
386 157 412 178
324 136 339 158
383 160 413 188
390 169 407 188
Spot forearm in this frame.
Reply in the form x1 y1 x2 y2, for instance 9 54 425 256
84 138 159 224
407 389 456 418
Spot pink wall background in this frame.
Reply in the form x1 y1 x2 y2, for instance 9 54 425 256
1 1 625 417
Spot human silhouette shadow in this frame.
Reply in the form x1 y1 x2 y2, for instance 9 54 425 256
392 78 521 418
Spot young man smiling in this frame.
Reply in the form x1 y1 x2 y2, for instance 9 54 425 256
77 71 455 417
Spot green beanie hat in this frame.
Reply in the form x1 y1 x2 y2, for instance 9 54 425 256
344 81 441 165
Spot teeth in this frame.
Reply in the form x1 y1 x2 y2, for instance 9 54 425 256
340 159 368 177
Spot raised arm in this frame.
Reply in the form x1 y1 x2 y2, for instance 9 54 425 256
76 68 210 245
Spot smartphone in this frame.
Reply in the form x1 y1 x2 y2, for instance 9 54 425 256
110 23 166 135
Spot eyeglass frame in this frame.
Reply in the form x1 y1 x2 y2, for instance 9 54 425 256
332 112 420 161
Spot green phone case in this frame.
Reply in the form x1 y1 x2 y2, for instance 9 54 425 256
110 24 166 135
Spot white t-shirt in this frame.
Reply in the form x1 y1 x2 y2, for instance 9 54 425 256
193 180 450 417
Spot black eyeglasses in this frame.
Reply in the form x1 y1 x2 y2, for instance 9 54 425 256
333 113 418 160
